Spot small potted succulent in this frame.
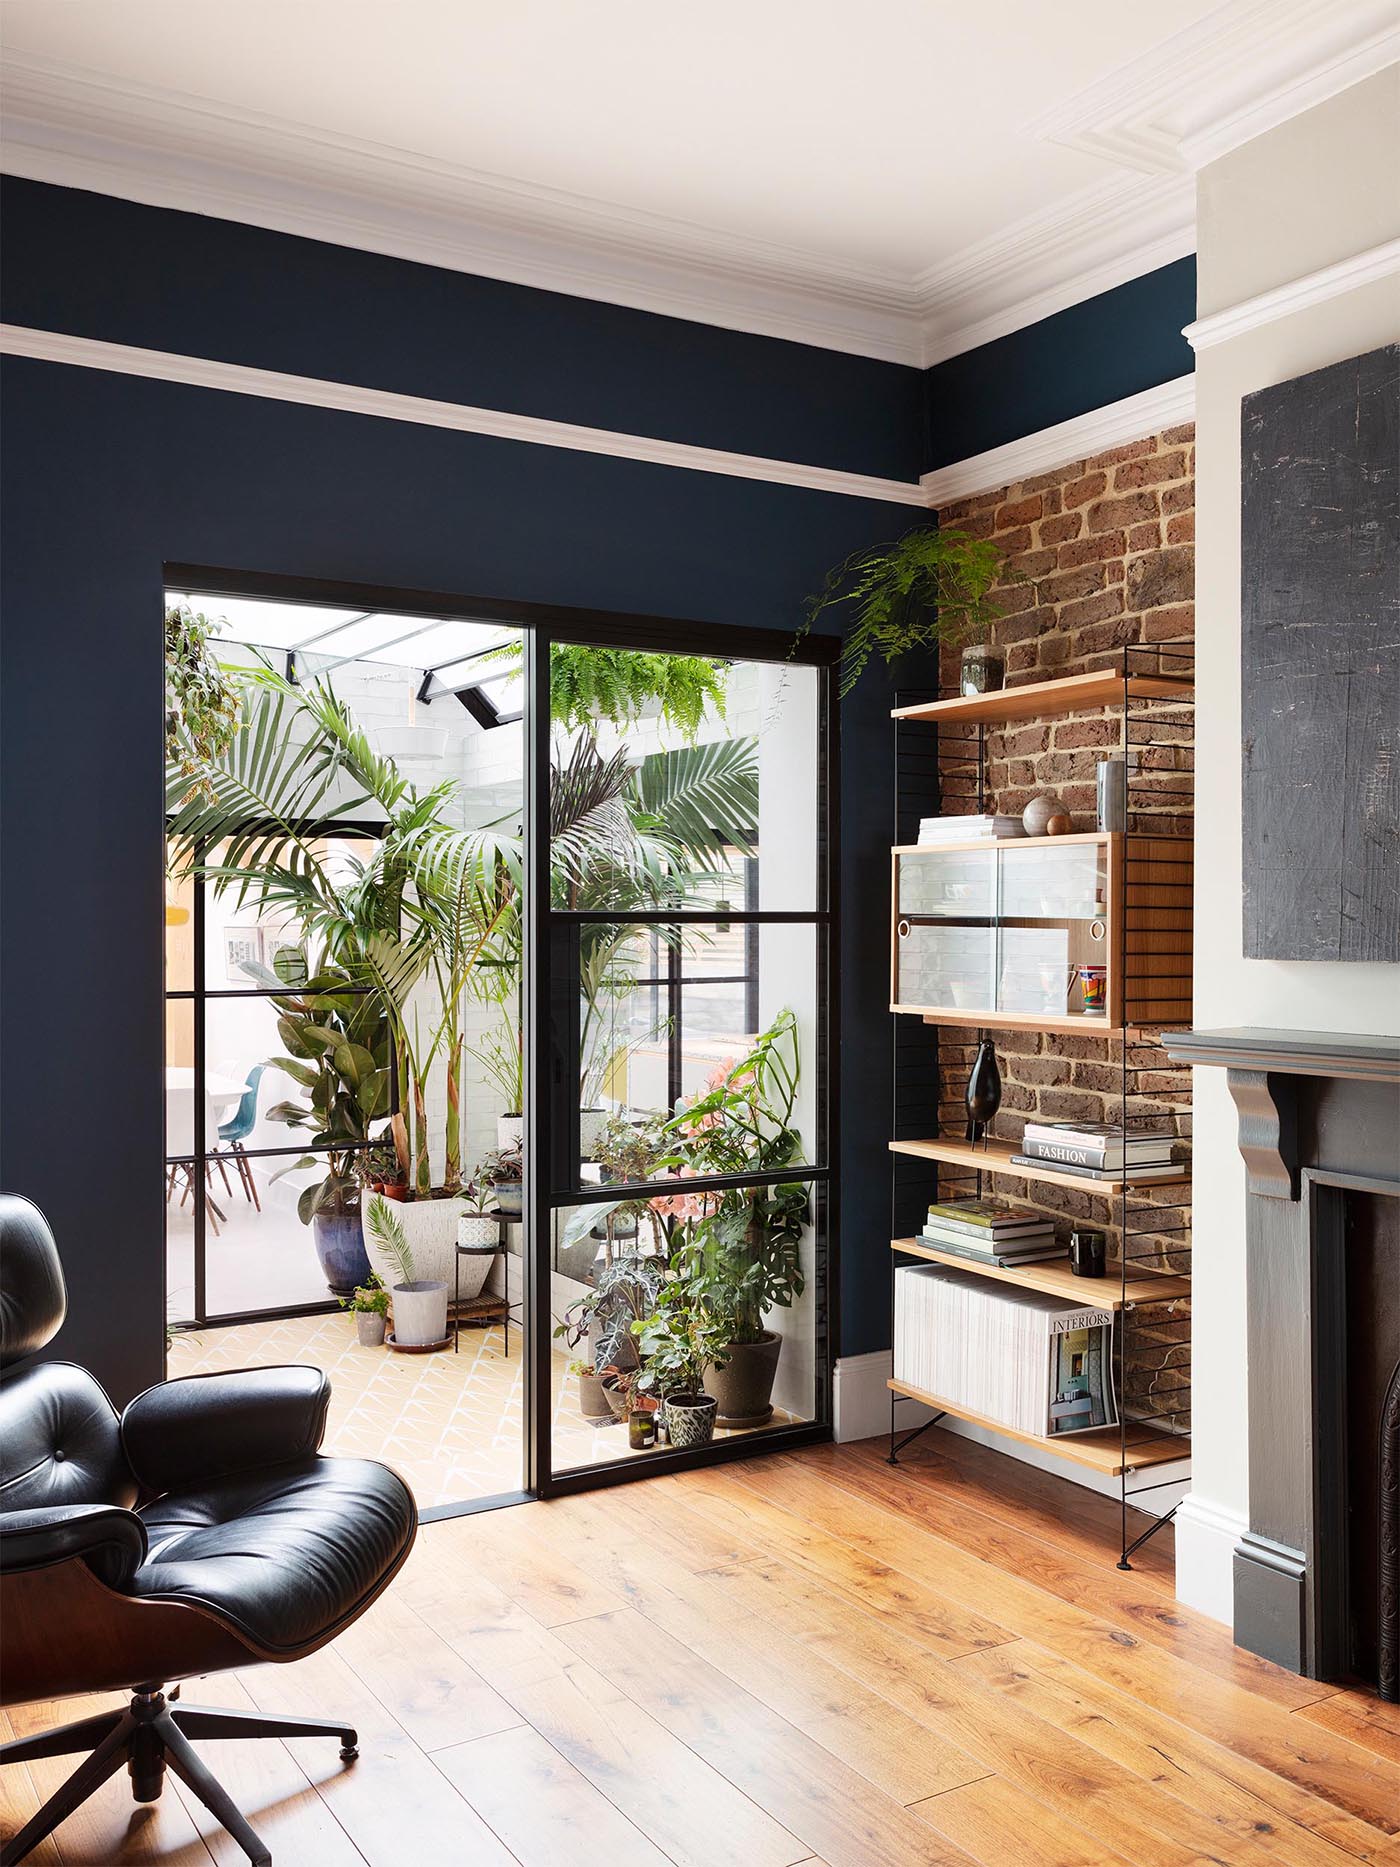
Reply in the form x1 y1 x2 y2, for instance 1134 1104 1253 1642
367 1195 448 1349
340 1272 390 1348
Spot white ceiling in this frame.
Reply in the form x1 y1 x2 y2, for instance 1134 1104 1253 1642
3 1 1396 363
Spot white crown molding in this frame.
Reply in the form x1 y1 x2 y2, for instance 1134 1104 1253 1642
0 53 925 367
916 172 1196 367
0 322 929 506
1031 0 1400 176
921 374 1195 505
1183 238 1400 348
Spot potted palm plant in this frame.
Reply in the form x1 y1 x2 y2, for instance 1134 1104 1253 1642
366 1195 449 1349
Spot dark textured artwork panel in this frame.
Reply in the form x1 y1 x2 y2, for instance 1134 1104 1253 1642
1241 344 1399 962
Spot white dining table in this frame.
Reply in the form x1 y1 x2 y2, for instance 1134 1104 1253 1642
164 1067 249 1120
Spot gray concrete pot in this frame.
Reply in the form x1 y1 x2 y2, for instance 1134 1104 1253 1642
355 1310 387 1348
703 1331 782 1427
391 1280 449 1347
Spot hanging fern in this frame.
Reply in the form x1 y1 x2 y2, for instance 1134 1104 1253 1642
165 604 243 802
486 642 729 739
801 527 1012 698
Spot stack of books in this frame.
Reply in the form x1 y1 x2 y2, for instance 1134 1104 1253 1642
1011 1120 1182 1183
894 1265 1118 1438
918 1197 1064 1268
916 814 1023 845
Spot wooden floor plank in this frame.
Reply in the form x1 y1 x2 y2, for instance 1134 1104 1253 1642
1297 1690 1400 1768
0 1709 63 1866
686 1458 1400 1838
556 1608 979 1867
433 1724 672 1866
910 1776 1134 1867
400 1529 808 1867
234 1647 517 1866
818 1444 1326 1710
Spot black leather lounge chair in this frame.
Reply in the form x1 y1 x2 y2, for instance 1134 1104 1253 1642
0 1193 418 1866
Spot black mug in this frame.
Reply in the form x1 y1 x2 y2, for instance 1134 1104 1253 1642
1070 1228 1107 1278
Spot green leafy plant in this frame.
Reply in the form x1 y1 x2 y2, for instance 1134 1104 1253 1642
165 604 243 803
366 1195 416 1286
633 1282 731 1398
554 1254 665 1367
803 527 1010 697
659 1009 809 1345
488 642 730 739
254 951 393 1226
340 1272 389 1317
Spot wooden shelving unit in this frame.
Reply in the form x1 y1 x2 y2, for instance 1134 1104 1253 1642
889 1134 1191 1198
890 669 1192 727
890 1238 1192 1309
886 652 1194 1569
886 1378 1190 1476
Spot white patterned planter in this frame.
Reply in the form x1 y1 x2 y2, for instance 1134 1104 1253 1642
368 1195 468 1289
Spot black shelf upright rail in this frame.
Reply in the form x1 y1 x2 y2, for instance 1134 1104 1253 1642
885 647 1195 1569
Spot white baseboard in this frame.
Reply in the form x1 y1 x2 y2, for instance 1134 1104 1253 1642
1174 1492 1246 1629
832 1349 1189 1515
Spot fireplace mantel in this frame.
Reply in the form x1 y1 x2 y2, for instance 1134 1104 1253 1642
1166 1024 1400 1681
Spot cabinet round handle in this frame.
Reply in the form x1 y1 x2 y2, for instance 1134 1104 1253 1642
897 919 912 939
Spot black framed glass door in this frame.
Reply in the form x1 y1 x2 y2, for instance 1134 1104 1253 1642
524 625 838 1496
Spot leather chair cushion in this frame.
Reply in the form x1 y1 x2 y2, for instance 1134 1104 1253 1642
0 1362 137 1513
130 1456 415 1653
122 1366 331 1495
0 1193 66 1366
0 1502 147 1590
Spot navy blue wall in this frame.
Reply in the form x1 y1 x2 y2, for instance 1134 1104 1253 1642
922 256 1196 470
0 180 915 1400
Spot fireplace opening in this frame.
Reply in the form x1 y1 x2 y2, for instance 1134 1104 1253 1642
1342 1189 1400 1697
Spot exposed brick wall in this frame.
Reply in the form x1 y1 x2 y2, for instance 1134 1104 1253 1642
931 427 1195 1434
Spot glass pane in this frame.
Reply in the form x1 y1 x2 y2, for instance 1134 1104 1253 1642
570 922 819 1186
894 923 997 1012
549 650 818 913
896 846 996 919
550 1176 819 1479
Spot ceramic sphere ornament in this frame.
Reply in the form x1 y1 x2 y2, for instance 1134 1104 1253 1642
1022 793 1059 837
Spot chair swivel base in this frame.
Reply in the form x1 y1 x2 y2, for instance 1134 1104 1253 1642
0 1686 358 1867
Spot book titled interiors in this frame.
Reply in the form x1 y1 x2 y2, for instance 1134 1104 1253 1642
893 1265 1117 1438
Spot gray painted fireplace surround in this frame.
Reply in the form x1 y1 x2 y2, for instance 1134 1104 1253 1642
1166 1028 1400 1686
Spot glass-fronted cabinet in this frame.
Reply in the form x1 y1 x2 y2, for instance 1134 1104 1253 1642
892 834 1115 1028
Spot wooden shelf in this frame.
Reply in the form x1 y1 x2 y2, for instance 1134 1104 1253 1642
890 1238 1191 1309
890 669 1193 727
892 829 1110 857
892 1005 1117 1035
887 1377 1190 1475
888 1134 1192 1198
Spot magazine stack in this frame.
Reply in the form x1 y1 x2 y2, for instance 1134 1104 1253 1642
1011 1120 1181 1183
918 1196 1063 1267
916 814 1023 845
894 1265 1118 1438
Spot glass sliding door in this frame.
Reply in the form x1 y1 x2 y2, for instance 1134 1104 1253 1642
530 640 836 1491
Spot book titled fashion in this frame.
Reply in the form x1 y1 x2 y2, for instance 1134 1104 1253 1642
1022 1120 1178 1170
1010 1155 1184 1182
893 1265 1117 1437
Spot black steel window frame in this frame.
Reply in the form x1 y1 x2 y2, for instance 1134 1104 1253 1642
162 820 389 1330
164 564 841 1507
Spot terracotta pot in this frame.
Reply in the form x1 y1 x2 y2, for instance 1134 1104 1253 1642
703 1331 782 1427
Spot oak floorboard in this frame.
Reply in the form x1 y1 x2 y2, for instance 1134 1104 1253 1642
686 1458 1400 1837
909 1776 1133 1867
952 1641 1386 1866
557 1608 979 1867
399 1530 808 1867
1296 1690 1400 1768
432 1723 672 1866
233 1646 517 1866
818 1444 1325 1710
839 1431 1177 1588
0 1709 62 1866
